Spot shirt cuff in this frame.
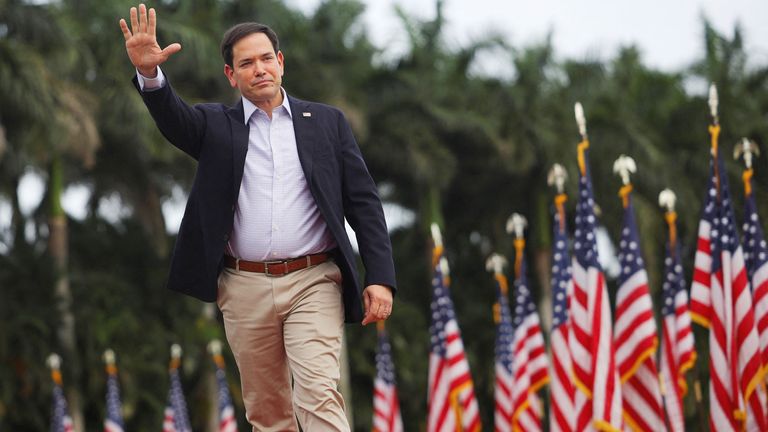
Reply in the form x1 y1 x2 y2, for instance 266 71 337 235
136 67 166 91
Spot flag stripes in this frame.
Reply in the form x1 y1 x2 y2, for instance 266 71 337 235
428 246 482 432
373 324 404 432
549 193 575 432
702 144 767 431
614 188 665 431
742 167 768 372
659 210 697 432
570 141 623 431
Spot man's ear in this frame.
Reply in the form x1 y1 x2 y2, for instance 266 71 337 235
224 64 237 88
277 51 284 76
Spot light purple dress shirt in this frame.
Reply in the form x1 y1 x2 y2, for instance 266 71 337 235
138 68 337 262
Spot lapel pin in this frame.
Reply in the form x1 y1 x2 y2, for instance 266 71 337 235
302 112 312 117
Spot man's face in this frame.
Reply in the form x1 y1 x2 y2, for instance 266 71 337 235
224 32 284 108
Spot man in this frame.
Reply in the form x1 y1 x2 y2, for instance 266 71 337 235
119 4 396 430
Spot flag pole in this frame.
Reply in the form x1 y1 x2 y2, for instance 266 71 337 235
506 213 527 278
48 353 64 387
709 84 722 200
574 103 589 177
548 164 568 233
485 253 509 325
612 155 636 208
734 137 759 197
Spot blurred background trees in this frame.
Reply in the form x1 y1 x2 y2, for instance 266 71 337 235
1 0 767 430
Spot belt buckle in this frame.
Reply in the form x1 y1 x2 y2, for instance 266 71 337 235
264 259 289 277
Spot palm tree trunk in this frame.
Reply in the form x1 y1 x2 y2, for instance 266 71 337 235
339 331 354 426
48 155 83 431
133 183 169 258
532 192 552 332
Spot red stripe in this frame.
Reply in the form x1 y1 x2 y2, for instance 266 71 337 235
614 282 650 318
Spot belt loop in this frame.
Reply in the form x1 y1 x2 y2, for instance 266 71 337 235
235 258 240 272
306 255 311 267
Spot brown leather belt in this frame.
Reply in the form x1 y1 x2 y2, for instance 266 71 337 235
223 253 330 276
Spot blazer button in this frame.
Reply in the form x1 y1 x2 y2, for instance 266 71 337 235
223 233 229 241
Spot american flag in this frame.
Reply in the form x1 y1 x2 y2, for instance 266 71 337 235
427 245 481 432
569 144 623 431
492 268 514 431
212 354 237 432
689 158 716 328
163 361 192 432
104 364 124 432
659 209 696 432
704 151 767 431
510 243 549 431
741 167 768 371
614 187 665 431
549 193 575 432
50 375 74 432
373 324 404 432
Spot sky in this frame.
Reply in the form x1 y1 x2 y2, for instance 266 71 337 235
290 0 768 72
3 0 767 251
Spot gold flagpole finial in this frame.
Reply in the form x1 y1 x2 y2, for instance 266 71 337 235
430 223 443 249
613 155 636 187
575 102 588 140
575 102 590 175
208 340 222 356
659 189 678 248
485 253 508 276
486 253 509 323
505 213 527 240
208 339 226 368
47 353 63 384
170 344 182 370
548 163 568 194
708 83 719 125
613 155 636 207
734 137 760 170
103 349 118 375
506 213 527 276
658 189 677 213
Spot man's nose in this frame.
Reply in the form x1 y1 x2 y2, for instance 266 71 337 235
254 61 266 75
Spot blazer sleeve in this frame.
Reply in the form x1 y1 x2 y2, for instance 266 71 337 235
336 110 397 293
132 76 206 160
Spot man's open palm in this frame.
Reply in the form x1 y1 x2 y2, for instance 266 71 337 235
119 4 181 77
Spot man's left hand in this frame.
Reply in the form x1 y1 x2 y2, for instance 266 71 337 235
361 284 393 325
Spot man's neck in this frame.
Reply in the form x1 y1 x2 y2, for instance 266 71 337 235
252 92 283 119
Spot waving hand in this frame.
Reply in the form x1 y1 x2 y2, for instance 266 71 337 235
119 4 181 77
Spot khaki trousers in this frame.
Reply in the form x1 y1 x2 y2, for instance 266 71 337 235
217 261 350 431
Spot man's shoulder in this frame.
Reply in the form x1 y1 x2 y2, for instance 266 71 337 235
288 95 344 117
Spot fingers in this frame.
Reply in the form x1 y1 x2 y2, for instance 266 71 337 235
161 43 182 59
119 19 132 41
148 6 156 37
361 285 393 325
129 6 139 36
139 3 148 34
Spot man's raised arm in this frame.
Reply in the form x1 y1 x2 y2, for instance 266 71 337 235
119 3 181 78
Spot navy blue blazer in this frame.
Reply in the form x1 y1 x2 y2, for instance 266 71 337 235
133 78 396 323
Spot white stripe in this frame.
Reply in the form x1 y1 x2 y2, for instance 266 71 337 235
616 270 649 303
615 319 658 366
622 366 664 431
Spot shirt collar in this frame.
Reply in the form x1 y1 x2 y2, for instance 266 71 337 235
242 87 292 124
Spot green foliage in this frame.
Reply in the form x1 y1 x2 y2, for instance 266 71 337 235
1 0 768 430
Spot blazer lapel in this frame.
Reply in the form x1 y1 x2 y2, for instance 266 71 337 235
228 100 249 199
289 96 316 182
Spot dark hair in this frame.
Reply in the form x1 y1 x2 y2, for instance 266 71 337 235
220 23 280 67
